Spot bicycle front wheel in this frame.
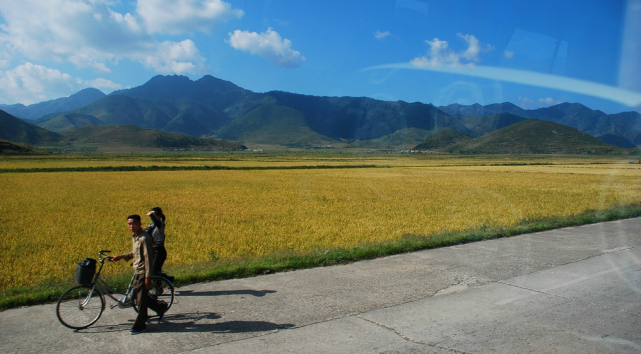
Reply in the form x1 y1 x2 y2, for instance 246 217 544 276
56 285 105 329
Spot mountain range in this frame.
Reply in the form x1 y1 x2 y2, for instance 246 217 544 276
0 110 246 152
428 119 621 155
438 102 641 148
1 74 640 152
1 88 106 121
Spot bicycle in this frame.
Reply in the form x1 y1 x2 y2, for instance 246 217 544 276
56 250 175 330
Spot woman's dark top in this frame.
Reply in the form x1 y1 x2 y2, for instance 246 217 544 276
146 214 165 247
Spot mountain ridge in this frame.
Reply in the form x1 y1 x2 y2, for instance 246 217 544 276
3 74 638 150
0 108 245 152
1 88 106 120
0 110 62 144
432 119 622 155
441 102 641 147
37 75 476 145
62 124 246 151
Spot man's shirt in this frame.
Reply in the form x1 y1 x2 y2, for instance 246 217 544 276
121 230 153 278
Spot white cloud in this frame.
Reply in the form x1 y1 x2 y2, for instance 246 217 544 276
228 28 305 68
411 33 493 68
142 40 207 74
374 30 391 40
0 1 94 61
0 0 248 103
504 50 515 59
538 97 563 106
0 63 126 104
458 33 485 62
0 0 238 78
85 78 122 92
518 96 535 109
411 37 459 67
0 51 11 69
0 63 78 104
136 0 244 34
518 96 564 109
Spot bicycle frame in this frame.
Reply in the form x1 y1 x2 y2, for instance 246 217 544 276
94 277 136 308
88 250 136 308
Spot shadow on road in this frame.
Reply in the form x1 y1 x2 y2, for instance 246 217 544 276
157 312 294 333
72 312 293 334
74 323 131 334
176 289 276 297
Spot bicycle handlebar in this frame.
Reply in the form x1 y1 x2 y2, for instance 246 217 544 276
98 250 113 262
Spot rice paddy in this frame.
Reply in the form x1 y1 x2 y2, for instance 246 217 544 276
1 153 641 303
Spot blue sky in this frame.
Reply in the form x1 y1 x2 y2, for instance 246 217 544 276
0 0 640 114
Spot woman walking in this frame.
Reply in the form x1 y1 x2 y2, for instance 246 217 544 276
145 207 167 277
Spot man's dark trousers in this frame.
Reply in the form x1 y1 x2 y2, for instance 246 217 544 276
132 274 165 330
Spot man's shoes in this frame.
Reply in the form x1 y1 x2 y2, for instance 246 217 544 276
157 303 169 322
130 327 147 335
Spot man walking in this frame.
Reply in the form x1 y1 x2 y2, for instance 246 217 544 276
112 214 168 334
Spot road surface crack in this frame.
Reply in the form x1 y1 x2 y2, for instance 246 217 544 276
496 281 641 316
356 315 474 354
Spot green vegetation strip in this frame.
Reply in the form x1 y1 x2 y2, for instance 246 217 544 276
0 164 385 173
3 203 641 311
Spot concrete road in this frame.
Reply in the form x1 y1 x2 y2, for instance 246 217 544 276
1 218 640 353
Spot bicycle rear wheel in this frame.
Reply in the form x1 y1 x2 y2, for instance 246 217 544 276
56 285 105 329
133 276 175 313
151 276 175 310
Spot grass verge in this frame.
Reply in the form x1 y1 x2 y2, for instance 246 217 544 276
2 203 641 311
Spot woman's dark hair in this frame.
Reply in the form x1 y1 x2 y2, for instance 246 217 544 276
151 207 166 221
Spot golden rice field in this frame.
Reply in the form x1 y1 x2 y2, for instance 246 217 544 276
0 153 627 169
1 154 641 293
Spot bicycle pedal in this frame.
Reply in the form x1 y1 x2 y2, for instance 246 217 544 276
117 301 134 308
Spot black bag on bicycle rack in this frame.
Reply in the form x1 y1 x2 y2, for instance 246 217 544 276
75 258 97 285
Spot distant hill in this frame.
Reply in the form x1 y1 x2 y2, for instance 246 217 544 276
0 139 45 154
349 128 434 149
259 91 473 142
522 103 641 148
596 133 637 149
439 102 641 148
37 112 104 132
0 108 245 151
40 94 233 137
1 88 105 120
592 111 641 147
443 119 622 154
413 130 474 151
61 125 247 151
0 110 62 145
215 95 335 146
438 102 528 118
458 112 527 136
